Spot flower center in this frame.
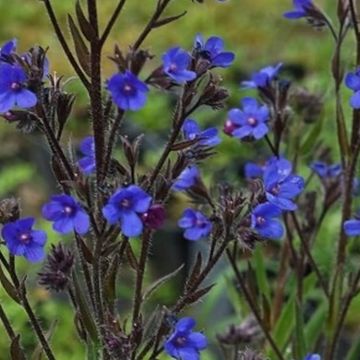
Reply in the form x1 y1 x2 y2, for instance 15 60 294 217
271 184 280 195
256 216 266 225
247 117 257 126
175 336 187 346
123 84 133 93
120 198 131 209
64 206 74 215
11 82 21 91
169 63 178 72
19 232 30 244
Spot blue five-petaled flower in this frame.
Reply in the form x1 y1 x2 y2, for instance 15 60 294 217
251 202 284 240
162 47 197 84
309 161 341 179
172 165 200 192
194 34 235 68
263 157 304 211
283 0 314 19
2 217 47 263
241 63 282 89
345 68 360 109
102 185 152 237
107 70 149 111
0 63 37 113
164 317 207 360
226 97 270 140
183 119 221 147
78 136 96 175
178 208 212 241
344 217 360 237
42 194 90 235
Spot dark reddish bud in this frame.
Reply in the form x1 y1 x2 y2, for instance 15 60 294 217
223 119 237 136
141 204 166 230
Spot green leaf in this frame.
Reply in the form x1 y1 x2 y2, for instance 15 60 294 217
0 265 20 304
253 246 271 302
346 337 360 360
305 301 327 350
294 300 307 359
300 117 323 155
142 264 184 302
269 295 295 358
72 271 98 342
68 14 91 76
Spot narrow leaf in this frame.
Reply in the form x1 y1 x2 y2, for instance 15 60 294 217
0 265 20 304
143 264 184 302
294 300 307 360
68 14 91 76
253 246 271 302
73 271 98 341
187 284 215 305
75 1 96 41
153 11 187 28
305 301 327 349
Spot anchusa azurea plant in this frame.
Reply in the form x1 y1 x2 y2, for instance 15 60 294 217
0 0 359 360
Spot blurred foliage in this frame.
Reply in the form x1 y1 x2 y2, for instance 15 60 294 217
0 0 359 359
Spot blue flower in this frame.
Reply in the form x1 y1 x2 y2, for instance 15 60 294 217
194 34 235 68
226 98 270 140
162 47 196 84
344 218 360 236
107 70 149 111
178 209 212 241
251 202 284 239
345 68 360 109
0 63 37 113
0 39 16 60
2 217 47 263
304 354 321 360
164 317 207 360
244 162 264 179
42 194 90 235
283 0 314 19
183 119 221 147
102 185 152 237
78 136 96 175
263 157 304 211
241 63 282 89
309 161 341 178
172 166 200 192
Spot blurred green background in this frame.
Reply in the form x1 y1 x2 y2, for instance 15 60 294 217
0 0 359 359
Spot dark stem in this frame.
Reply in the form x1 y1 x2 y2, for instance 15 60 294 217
226 249 285 360
0 303 16 340
41 0 90 90
132 0 173 52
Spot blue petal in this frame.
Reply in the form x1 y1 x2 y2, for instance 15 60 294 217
253 123 269 139
74 211 90 235
178 209 196 228
344 219 360 236
31 230 47 246
350 91 360 109
120 211 143 237
53 218 74 234
184 227 205 241
266 192 297 211
24 244 45 263
187 332 208 350
258 219 284 239
15 89 37 109
176 317 196 333
102 203 120 224
211 52 235 67
345 72 360 91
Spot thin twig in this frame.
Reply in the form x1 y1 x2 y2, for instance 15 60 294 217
41 0 90 90
100 0 127 47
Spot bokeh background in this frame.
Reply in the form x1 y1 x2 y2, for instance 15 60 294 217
0 0 359 359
